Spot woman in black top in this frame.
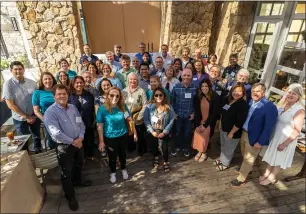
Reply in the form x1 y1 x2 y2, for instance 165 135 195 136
69 76 96 160
192 79 221 162
215 83 248 171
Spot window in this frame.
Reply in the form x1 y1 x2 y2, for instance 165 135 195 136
295 3 306 14
279 46 305 70
268 91 283 104
286 19 305 43
272 70 300 91
258 2 285 16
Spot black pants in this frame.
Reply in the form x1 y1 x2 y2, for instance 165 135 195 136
83 126 97 158
104 134 128 173
56 144 84 200
148 133 169 162
127 123 147 155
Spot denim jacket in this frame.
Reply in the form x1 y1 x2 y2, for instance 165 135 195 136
144 103 175 135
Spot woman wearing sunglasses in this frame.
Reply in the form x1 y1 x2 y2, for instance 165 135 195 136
97 86 137 183
144 87 175 173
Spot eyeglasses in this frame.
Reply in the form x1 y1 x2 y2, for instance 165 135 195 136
154 93 164 98
109 94 120 99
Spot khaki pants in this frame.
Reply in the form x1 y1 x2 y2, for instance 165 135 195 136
239 131 248 156
237 132 267 182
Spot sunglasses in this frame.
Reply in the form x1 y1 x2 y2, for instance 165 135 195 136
154 93 164 98
109 94 120 99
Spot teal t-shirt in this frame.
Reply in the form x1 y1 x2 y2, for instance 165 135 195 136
32 90 55 114
55 70 77 81
146 88 171 103
96 105 131 138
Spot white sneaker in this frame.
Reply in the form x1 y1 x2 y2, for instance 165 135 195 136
110 173 116 183
122 169 129 180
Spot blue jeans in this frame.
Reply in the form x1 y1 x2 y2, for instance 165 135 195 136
13 118 41 151
174 117 192 150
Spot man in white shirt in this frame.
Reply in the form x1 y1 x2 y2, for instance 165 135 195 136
156 44 173 69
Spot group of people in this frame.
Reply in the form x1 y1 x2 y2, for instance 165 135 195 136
2 42 305 211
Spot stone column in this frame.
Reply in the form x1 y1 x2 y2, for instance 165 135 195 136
16 1 83 74
209 2 256 67
162 1 215 58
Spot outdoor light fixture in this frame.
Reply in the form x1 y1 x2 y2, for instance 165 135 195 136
11 17 19 31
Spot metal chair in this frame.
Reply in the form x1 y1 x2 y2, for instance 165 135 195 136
30 149 59 194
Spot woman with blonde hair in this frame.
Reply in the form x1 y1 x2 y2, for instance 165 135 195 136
161 65 180 93
260 83 305 185
96 86 137 183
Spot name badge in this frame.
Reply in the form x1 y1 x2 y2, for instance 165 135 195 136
223 104 231 110
193 78 197 81
185 93 192 99
124 111 129 119
76 117 82 123
152 116 159 123
227 85 232 91
216 91 221 96
27 89 34 94
230 72 236 77
88 56 92 61
100 97 105 103
148 85 151 90
128 97 135 103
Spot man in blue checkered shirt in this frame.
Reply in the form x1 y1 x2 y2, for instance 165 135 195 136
171 68 198 157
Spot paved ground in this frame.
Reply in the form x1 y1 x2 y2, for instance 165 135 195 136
40 135 305 213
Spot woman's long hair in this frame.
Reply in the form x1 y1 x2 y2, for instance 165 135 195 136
98 78 113 96
104 86 126 113
57 71 70 86
198 79 213 101
192 59 205 74
142 52 152 64
228 82 246 103
38 71 57 90
149 87 170 112
277 83 305 108
69 76 85 94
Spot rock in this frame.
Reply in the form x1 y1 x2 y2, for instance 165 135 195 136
70 54 76 62
36 2 46 13
49 65 58 74
50 2 62 8
59 7 71 16
53 52 64 62
62 37 70 45
16 2 26 13
67 46 74 54
39 22 54 33
37 52 47 62
51 7 59 16
25 30 33 40
35 39 48 49
64 29 72 38
42 2 50 8
21 19 29 30
46 34 56 42
37 31 47 41
25 9 37 23
48 41 59 49
67 14 75 26
29 23 40 33
43 9 55 22
61 21 68 31
25 2 37 9
54 23 63 35
54 17 67 23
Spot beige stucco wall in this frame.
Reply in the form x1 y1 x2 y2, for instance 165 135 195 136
16 1 83 74
210 2 256 67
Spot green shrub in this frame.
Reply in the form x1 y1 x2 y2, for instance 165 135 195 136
0 54 31 71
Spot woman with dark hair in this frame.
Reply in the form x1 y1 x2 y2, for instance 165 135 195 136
32 72 57 149
95 78 113 113
57 70 70 87
205 54 218 73
161 65 180 93
95 59 104 76
55 58 77 81
87 62 100 88
144 87 175 172
173 58 183 80
192 59 209 87
215 83 248 171
142 52 155 72
68 76 96 160
184 61 194 71
192 79 221 162
99 64 122 89
97 86 137 183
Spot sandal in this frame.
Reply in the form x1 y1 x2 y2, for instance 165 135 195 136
194 152 202 161
216 164 229 171
152 156 159 168
164 162 170 173
259 175 269 182
198 153 207 163
213 159 221 166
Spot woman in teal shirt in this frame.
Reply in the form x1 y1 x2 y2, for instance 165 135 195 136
96 86 137 183
32 72 57 148
55 59 77 81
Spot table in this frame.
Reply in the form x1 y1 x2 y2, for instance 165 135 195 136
0 134 31 154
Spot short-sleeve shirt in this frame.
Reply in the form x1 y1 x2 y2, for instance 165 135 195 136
32 90 55 114
55 70 77 81
2 77 37 121
96 105 131 138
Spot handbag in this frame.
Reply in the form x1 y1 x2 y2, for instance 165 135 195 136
125 119 134 136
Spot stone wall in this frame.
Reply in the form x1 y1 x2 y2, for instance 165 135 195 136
163 1 215 58
16 1 83 74
209 2 256 67
1 2 27 57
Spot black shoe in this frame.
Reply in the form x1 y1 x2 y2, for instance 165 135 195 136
35 148 42 154
74 180 92 187
68 197 79 211
230 179 246 188
233 166 240 173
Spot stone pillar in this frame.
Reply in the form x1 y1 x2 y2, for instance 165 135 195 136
209 2 256 67
16 1 83 74
162 1 215 58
